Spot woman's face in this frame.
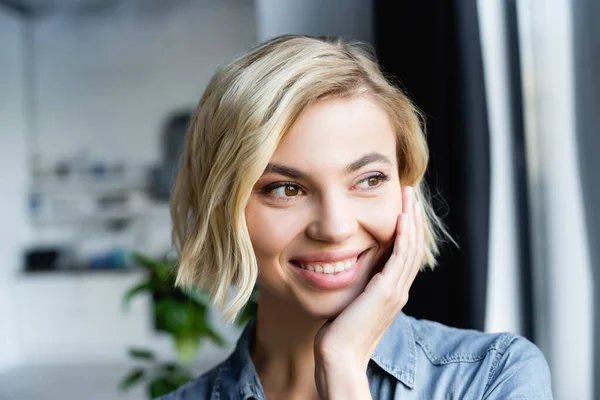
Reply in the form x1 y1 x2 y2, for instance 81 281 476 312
245 96 403 318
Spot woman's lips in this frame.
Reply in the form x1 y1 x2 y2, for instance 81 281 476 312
295 256 358 274
290 250 369 290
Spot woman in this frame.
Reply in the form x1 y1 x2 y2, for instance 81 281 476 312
161 35 552 399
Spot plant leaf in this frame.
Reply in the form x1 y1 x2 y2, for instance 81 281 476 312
204 323 226 347
132 252 172 281
160 362 193 382
122 281 152 311
249 287 260 303
184 287 211 306
234 287 259 327
235 299 258 327
161 362 182 374
148 377 177 398
132 252 168 270
175 334 202 364
167 372 192 388
119 367 145 391
155 299 199 335
127 347 155 361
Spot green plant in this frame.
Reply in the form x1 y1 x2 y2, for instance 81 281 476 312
119 252 258 398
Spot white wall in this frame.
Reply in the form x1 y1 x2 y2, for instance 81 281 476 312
0 6 29 373
33 0 256 167
256 0 373 43
12 272 240 366
3 0 376 378
1 0 256 372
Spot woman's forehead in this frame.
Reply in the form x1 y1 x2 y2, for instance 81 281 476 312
269 96 397 169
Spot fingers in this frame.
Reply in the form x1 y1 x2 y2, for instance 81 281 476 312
413 200 425 272
384 186 413 280
401 187 416 279
390 213 408 258
403 200 424 293
381 185 425 298
385 212 408 279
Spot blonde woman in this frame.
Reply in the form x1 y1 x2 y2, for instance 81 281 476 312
160 35 552 400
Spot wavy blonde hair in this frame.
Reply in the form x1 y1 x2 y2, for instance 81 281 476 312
171 35 450 321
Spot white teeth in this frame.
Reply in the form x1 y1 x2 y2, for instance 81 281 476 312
296 256 359 274
323 264 334 274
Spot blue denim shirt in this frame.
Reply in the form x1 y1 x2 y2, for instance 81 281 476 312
157 312 553 399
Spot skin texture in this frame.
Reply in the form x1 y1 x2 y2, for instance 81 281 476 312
245 96 425 399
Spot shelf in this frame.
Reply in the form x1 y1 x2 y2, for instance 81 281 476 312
29 208 148 226
31 169 148 196
21 267 145 276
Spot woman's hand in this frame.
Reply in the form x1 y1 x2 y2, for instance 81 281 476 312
313 186 425 400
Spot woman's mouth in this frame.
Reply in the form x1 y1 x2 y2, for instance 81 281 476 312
290 250 369 290
292 256 358 274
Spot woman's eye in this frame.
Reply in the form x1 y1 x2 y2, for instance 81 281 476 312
268 184 304 198
355 173 389 190
366 176 382 187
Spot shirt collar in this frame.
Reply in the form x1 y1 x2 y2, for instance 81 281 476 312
211 312 417 399
211 319 265 400
370 311 417 389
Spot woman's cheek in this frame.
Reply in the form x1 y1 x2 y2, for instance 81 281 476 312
359 194 402 245
245 203 304 259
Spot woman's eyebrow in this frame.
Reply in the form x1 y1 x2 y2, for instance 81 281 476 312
263 152 392 179
263 163 306 179
344 152 393 173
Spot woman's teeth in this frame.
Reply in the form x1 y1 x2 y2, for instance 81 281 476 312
296 257 357 274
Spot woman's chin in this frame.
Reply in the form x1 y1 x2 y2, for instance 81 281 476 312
300 291 360 320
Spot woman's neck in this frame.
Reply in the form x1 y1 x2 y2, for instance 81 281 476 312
251 290 325 399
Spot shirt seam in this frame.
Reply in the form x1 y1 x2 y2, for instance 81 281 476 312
414 331 516 365
369 313 417 388
483 335 522 395
211 357 231 400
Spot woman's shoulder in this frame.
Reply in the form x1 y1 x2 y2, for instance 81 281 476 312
405 315 553 398
154 366 219 400
409 315 526 363
155 350 265 400
155 320 261 400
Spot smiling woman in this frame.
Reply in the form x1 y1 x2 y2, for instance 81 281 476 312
161 35 553 400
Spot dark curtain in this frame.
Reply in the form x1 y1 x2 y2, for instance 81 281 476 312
504 0 535 342
373 0 490 330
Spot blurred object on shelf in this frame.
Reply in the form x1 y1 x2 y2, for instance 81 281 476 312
28 160 150 227
149 111 191 201
22 244 135 272
148 164 178 202
162 112 190 163
87 249 131 270
23 246 75 272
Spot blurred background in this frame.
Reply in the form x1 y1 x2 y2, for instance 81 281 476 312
0 0 597 399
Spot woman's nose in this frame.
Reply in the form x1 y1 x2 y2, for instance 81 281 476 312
306 196 358 244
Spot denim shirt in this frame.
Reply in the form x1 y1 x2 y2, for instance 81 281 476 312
157 312 553 399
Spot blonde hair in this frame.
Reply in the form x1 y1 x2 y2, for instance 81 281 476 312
171 35 451 320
